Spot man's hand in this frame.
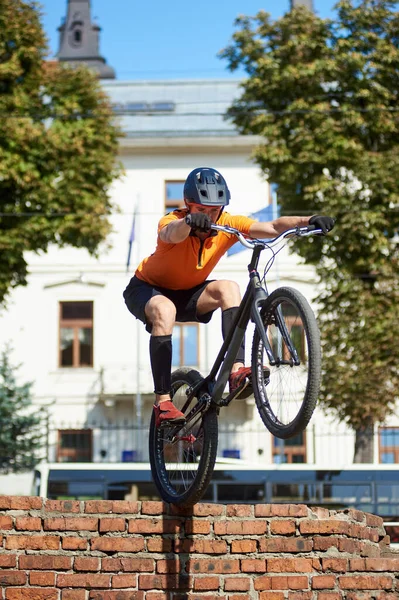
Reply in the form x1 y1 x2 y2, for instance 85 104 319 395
185 213 212 233
309 215 335 235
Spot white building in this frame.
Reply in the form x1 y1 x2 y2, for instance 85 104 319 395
0 0 397 478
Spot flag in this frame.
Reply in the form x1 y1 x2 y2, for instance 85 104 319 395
126 206 137 273
227 203 280 257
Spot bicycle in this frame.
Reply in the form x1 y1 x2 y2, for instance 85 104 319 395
149 223 323 506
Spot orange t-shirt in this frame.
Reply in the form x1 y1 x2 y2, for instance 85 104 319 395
135 209 256 290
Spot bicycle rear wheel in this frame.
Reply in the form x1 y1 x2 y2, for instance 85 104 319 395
149 367 218 507
251 287 321 439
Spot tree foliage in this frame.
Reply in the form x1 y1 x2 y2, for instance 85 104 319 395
0 345 46 473
0 0 122 305
220 1 399 440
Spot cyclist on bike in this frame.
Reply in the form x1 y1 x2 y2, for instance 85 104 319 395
123 167 334 428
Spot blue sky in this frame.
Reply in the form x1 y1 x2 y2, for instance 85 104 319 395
38 0 341 80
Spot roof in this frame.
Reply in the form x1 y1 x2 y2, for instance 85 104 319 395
101 79 245 138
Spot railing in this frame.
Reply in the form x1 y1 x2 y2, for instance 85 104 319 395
42 421 394 466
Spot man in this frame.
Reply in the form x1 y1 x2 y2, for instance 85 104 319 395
123 167 334 428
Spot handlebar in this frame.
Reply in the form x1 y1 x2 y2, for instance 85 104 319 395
210 223 323 249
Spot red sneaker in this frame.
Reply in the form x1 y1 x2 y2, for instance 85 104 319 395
153 401 186 428
229 366 270 400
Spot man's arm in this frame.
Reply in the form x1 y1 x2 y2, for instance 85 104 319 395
248 216 310 239
159 218 191 244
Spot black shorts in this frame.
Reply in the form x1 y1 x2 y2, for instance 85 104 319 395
123 275 216 333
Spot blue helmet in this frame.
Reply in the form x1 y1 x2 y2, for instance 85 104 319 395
183 167 230 206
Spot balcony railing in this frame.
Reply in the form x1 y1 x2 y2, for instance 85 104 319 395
41 420 395 466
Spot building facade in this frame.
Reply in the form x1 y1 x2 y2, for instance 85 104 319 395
0 0 398 479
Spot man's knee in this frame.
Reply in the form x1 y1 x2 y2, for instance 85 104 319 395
145 296 176 328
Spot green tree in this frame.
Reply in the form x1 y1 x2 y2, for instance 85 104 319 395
0 345 46 473
220 0 399 461
0 0 122 305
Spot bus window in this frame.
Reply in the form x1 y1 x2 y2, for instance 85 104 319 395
323 483 372 505
271 483 319 503
217 483 265 503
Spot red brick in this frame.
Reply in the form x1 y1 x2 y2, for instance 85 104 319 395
269 576 308 590
43 517 98 531
175 539 227 554
19 555 72 570
187 559 240 574
185 520 211 534
74 557 100 572
101 558 154 572
0 555 16 567
214 520 267 535
84 500 114 513
255 504 308 517
339 575 393 590
61 591 87 600
259 537 312 553
138 574 192 590
62 537 88 550
6 590 57 600
322 558 348 572
0 516 13 529
156 559 181 574
8 496 43 510
311 575 336 589
254 576 272 591
224 577 251 591
99 518 126 532
111 501 139 514
89 593 144 600
111 574 137 588
226 505 252 517
241 559 266 573
57 573 111 588
147 538 172 552
270 520 296 535
258 593 284 600
0 572 26 586
91 538 145 552
231 540 257 553
15 517 42 531
299 519 350 535
128 518 182 534
141 501 165 515
267 558 313 573
29 572 56 586
5 535 60 550
45 499 80 513
192 503 225 516
193 576 220 590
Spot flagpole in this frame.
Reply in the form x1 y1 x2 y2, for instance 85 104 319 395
134 197 143 456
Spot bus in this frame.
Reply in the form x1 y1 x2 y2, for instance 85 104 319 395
33 462 399 546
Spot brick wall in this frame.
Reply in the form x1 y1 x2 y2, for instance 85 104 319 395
0 496 398 599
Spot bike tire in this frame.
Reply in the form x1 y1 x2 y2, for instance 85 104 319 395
149 367 218 507
251 286 321 439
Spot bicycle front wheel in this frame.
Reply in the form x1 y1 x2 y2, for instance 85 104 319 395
149 367 218 507
251 287 321 439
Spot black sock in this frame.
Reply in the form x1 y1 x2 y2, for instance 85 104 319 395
222 307 245 364
150 335 172 395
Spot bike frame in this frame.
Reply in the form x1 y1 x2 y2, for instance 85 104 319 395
179 224 321 414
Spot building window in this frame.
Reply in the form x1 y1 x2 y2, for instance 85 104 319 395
273 431 307 463
57 429 92 462
172 323 199 367
165 181 185 213
59 301 93 368
379 427 399 463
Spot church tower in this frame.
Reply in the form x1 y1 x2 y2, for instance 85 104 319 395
57 0 115 79
291 0 314 9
